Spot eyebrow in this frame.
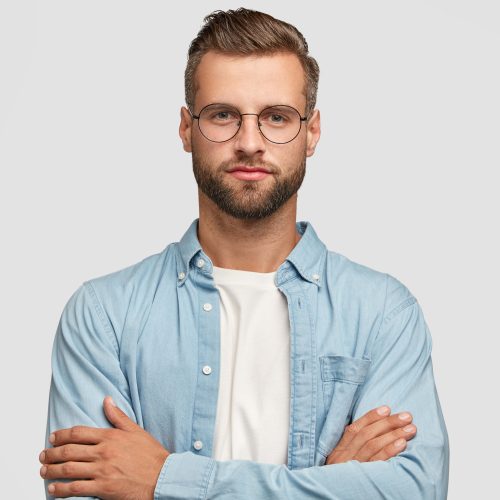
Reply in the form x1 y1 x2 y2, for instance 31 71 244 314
205 102 303 110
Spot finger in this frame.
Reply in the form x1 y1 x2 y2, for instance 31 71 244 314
349 412 413 451
49 426 109 447
103 395 139 432
336 406 391 448
40 461 97 480
41 444 97 464
369 438 408 461
47 480 99 498
355 424 417 461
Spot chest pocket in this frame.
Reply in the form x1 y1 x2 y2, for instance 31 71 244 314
315 355 371 466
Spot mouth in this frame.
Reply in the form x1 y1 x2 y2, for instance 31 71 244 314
226 165 273 181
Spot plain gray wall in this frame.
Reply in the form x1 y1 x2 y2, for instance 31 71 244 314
1 0 499 497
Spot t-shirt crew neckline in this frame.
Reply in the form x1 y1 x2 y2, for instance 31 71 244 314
212 265 277 287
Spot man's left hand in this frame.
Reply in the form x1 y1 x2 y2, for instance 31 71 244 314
39 396 170 499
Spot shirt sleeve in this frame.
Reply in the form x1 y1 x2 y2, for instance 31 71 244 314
153 277 449 500
44 282 137 500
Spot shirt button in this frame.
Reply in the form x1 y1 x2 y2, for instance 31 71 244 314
178 271 185 280
203 303 212 312
312 273 320 282
193 440 203 451
196 258 205 268
202 365 212 375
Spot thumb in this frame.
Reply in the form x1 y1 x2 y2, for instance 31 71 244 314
103 396 139 431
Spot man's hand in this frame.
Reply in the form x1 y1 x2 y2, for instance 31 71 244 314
326 406 417 465
39 396 169 499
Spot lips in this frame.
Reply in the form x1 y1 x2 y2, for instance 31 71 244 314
227 166 272 181
227 165 271 174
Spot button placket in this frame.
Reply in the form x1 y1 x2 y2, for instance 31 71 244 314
189 270 220 459
279 279 318 470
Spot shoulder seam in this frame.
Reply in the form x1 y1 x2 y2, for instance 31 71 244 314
83 281 120 355
365 273 390 357
379 273 390 331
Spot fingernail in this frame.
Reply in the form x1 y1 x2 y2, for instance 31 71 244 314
395 438 406 449
377 406 390 416
40 466 47 477
398 412 411 421
48 483 55 493
108 396 116 407
403 424 416 433
39 450 46 462
49 433 55 444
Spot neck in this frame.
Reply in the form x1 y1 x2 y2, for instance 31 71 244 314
197 191 301 273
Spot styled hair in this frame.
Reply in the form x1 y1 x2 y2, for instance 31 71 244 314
185 8 319 115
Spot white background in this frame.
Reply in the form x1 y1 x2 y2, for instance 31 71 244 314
1 1 499 498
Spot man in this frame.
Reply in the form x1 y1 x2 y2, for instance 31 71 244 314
40 8 449 499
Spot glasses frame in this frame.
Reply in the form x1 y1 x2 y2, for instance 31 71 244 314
191 103 308 145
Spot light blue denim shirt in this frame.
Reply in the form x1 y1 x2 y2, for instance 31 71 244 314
45 219 449 499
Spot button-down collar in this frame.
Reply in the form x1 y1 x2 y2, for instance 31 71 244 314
175 219 326 287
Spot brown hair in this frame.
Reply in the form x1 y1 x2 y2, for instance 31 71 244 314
185 8 319 116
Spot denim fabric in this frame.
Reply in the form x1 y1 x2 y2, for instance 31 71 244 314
45 219 449 499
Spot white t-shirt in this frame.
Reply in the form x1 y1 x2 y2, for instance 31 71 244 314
211 265 290 464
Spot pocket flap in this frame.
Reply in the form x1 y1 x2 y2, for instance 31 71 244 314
320 355 371 384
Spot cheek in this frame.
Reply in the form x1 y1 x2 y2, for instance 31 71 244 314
273 141 306 168
192 138 232 166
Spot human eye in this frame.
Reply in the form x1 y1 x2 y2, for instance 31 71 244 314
270 113 286 123
205 106 239 123
260 107 292 126
215 111 231 120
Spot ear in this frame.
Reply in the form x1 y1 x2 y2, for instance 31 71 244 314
179 106 193 153
306 109 321 157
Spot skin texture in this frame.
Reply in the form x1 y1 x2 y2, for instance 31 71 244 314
40 51 417 498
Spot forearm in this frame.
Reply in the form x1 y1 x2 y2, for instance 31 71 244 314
154 449 448 500
44 284 135 500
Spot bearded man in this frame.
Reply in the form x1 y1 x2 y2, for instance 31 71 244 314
40 8 449 500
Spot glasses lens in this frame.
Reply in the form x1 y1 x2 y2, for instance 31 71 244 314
198 104 241 142
258 106 302 144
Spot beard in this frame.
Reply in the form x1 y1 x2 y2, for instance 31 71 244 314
192 151 306 220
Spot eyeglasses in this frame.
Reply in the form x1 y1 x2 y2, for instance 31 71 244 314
191 103 307 144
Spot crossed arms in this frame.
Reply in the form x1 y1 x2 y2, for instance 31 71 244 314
40 284 449 499
41 399 421 499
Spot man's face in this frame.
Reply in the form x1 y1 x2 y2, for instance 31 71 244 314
179 51 320 220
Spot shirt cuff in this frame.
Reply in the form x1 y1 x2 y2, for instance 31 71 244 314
154 451 216 500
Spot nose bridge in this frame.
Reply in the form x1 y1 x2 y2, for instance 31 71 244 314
239 113 261 132
235 113 265 152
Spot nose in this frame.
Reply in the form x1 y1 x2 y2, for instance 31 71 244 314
233 114 266 156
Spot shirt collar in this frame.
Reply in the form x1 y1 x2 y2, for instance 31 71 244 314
175 218 327 287
280 220 327 287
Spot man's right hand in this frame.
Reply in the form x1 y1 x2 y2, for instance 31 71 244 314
325 406 417 465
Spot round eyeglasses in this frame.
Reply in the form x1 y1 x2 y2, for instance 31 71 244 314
191 103 307 144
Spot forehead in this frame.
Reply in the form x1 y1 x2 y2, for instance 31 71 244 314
194 51 306 112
